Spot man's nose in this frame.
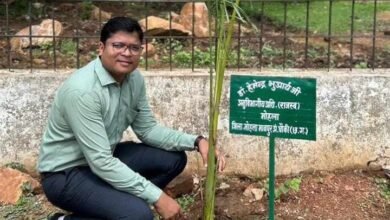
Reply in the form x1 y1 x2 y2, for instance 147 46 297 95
122 47 133 56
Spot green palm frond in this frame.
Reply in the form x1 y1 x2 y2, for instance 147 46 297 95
203 0 248 219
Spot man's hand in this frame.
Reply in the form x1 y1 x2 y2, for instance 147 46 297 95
198 138 226 172
154 192 183 219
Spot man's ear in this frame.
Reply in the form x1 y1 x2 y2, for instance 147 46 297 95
98 42 104 56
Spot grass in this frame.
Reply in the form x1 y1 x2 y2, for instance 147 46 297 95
151 194 195 219
0 195 46 220
242 1 389 34
375 178 390 201
176 194 195 213
264 177 302 200
0 0 29 17
5 162 27 173
159 39 257 68
60 39 77 56
80 0 94 21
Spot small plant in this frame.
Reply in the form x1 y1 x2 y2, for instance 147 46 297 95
5 162 27 173
176 194 195 213
307 48 323 59
161 39 214 68
170 48 213 68
228 47 255 67
375 178 390 201
80 0 94 20
61 39 77 56
354 61 368 69
172 51 192 67
21 182 34 196
261 42 283 58
40 42 54 51
264 177 302 200
2 196 41 219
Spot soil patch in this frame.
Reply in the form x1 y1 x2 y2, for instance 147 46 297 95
1 169 388 219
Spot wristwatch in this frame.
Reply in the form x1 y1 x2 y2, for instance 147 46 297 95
194 135 206 152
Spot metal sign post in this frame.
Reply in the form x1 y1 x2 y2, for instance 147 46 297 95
229 75 317 220
269 135 275 219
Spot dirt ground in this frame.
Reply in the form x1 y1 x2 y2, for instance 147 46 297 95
0 169 389 220
185 169 389 220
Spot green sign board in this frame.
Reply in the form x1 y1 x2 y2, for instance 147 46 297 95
230 75 316 141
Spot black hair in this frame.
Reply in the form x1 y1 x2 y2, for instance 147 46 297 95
100 16 144 44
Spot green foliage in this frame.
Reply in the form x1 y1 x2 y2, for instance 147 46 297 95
40 41 54 51
261 42 283 58
61 39 77 56
228 47 255 67
259 42 299 68
0 0 47 19
161 40 213 68
307 47 323 59
375 178 390 201
81 0 94 21
21 182 34 196
1 196 42 219
241 1 389 34
0 0 29 17
163 39 255 68
264 177 302 200
5 162 27 173
172 48 213 68
176 194 195 213
354 61 368 69
203 0 243 219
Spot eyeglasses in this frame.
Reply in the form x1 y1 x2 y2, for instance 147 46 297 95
110 42 144 55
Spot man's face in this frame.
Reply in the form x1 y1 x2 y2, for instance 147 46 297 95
99 31 143 80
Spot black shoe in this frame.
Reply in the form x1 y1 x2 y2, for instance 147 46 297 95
47 212 66 220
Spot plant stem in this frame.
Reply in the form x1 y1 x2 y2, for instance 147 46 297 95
203 0 240 219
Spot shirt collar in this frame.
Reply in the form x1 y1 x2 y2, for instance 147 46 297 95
94 57 118 86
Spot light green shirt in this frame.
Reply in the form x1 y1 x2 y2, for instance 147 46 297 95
38 57 197 204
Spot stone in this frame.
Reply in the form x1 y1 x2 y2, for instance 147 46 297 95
251 188 264 201
170 11 180 23
11 19 63 54
233 23 252 36
179 2 209 37
91 6 112 21
141 43 156 58
219 182 230 190
33 58 46 65
138 16 191 36
0 167 41 205
243 184 255 197
164 171 193 198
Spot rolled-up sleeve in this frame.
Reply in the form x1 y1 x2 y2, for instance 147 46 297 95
131 78 197 151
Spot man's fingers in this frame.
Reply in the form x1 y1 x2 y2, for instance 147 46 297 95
202 152 208 167
217 154 226 172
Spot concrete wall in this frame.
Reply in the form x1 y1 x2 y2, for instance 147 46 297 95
0 69 389 176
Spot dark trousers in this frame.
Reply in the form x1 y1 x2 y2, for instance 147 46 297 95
41 142 187 220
